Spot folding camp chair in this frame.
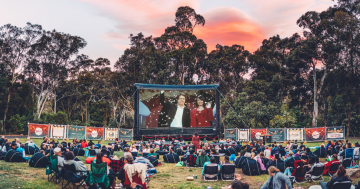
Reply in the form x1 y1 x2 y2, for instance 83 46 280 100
292 165 308 184
186 154 197 167
47 155 62 184
203 164 219 181
86 162 110 189
328 161 340 177
62 164 88 189
342 158 352 168
307 165 324 182
333 181 353 189
88 149 97 157
221 164 235 181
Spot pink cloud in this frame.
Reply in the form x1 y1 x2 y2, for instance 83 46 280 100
193 7 265 52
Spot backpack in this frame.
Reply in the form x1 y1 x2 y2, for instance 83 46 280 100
242 159 261 176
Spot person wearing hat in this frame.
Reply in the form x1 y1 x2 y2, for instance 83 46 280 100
54 147 64 170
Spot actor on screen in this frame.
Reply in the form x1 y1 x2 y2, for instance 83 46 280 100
158 91 190 128
190 95 214 127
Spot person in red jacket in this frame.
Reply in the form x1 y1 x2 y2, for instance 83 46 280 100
190 96 214 127
81 139 88 148
323 154 340 175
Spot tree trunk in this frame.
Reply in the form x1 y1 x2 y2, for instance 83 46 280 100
85 99 88 123
81 99 83 123
3 89 11 132
312 66 318 127
347 111 351 137
181 54 185 85
53 89 57 114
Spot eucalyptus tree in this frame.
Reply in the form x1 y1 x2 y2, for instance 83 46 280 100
0 23 42 131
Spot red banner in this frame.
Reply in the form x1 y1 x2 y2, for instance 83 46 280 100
86 127 104 140
28 123 49 138
250 128 267 141
305 127 325 141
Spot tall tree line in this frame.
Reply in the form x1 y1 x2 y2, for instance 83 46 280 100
0 1 360 136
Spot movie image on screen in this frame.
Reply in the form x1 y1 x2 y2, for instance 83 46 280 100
139 89 217 129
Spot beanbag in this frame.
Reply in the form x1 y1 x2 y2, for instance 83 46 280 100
85 157 96 164
73 148 85 156
86 157 111 165
5 150 26 162
29 152 49 168
146 156 158 167
25 144 40 155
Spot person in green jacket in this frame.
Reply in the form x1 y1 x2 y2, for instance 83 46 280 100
196 150 210 167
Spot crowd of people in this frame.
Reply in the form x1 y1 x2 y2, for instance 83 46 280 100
1 135 360 189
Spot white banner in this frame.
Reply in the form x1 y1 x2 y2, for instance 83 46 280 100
51 125 66 138
238 129 249 141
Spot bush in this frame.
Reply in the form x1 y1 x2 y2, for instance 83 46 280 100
40 111 68 125
9 114 27 134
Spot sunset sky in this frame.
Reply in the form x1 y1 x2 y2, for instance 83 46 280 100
0 0 336 64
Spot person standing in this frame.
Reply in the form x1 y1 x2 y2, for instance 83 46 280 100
190 96 214 127
192 133 201 151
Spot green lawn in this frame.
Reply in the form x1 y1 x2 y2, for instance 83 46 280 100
0 137 359 189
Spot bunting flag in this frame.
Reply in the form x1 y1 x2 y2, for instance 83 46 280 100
86 127 104 140
267 128 286 142
119 128 133 141
50 125 67 138
287 128 303 141
305 127 326 141
105 128 118 140
28 123 49 138
238 129 249 141
67 125 86 139
326 126 345 140
250 128 267 141
225 129 238 140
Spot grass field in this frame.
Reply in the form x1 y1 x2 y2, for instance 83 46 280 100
1 138 360 189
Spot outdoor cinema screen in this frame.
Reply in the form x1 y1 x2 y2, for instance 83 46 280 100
138 88 218 129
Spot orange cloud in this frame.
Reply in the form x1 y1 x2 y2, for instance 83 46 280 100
194 7 265 52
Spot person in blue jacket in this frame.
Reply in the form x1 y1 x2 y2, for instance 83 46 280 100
260 166 292 189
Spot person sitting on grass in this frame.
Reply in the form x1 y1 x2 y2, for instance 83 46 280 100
239 146 247 156
147 148 157 159
124 147 131 157
1 138 10 152
134 154 154 168
11 142 18 151
95 141 101 149
64 151 87 176
81 139 88 148
202 157 220 175
264 146 271 157
231 179 249 189
92 153 116 189
0 136 4 146
260 166 292 189
163 148 179 163
320 165 354 189
16 143 31 162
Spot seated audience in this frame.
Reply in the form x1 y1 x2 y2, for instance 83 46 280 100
147 149 157 159
323 154 340 175
92 153 116 189
124 147 131 157
94 141 101 149
134 154 154 168
16 143 31 162
64 151 87 176
264 146 271 157
53 147 65 170
81 139 88 148
202 157 220 175
196 150 210 167
118 155 147 189
143 144 151 153
260 166 292 189
320 165 353 189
